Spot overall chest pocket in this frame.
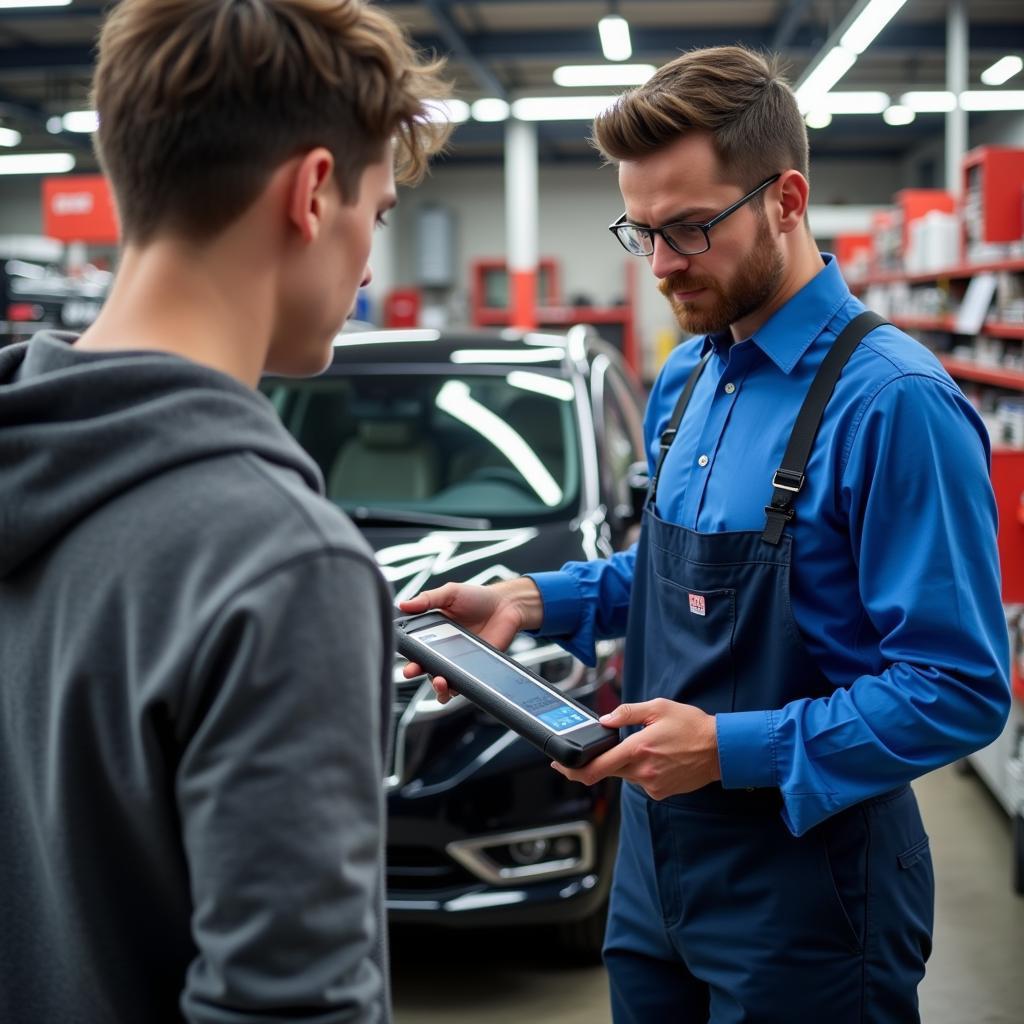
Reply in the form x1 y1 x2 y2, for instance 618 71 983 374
650 573 738 713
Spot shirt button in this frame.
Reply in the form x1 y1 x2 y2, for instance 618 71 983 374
724 382 736 394
697 454 709 467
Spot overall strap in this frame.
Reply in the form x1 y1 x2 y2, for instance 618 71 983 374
762 310 888 545
648 350 713 507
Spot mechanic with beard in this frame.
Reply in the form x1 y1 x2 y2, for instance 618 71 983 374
399 45 1010 1023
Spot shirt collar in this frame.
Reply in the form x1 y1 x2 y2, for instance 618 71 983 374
701 253 852 374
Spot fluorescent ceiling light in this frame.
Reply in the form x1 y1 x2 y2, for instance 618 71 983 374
961 91 1024 111
795 47 857 112
840 0 910 55
553 64 655 88
0 152 75 175
471 98 510 122
883 104 916 125
598 15 632 62
980 55 1023 87
899 91 957 112
422 99 470 125
61 110 99 133
804 110 833 129
0 127 21 147
820 91 890 114
0 0 71 7
510 96 618 121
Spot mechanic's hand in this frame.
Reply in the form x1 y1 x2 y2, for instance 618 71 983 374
551 698 721 799
398 579 541 703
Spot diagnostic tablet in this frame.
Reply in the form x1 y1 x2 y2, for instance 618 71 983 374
394 611 619 768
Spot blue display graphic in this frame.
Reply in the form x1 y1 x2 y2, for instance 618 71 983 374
419 627 591 734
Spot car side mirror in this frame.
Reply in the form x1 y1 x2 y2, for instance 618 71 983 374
614 460 650 527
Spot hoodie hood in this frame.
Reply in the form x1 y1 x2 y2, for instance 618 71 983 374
0 332 322 578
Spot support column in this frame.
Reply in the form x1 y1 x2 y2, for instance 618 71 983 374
505 118 538 330
946 0 968 197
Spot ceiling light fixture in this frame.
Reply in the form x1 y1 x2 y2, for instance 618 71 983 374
0 126 21 147
422 99 470 124
820 91 890 114
883 104 916 125
598 14 632 62
980 56 1024 87
0 152 75 175
61 110 99 133
960 91 1024 111
795 47 856 111
804 110 833 129
899 91 958 112
471 98 510 122
840 0 910 54
553 64 655 88
510 96 618 121
796 0 911 112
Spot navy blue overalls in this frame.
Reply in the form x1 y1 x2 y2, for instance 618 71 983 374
604 313 935 1023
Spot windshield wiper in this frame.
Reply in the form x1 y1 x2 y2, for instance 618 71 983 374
346 507 493 530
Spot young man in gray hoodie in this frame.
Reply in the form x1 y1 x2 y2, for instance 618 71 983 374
0 2 448 1021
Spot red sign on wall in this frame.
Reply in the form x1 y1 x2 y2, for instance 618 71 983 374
42 175 120 244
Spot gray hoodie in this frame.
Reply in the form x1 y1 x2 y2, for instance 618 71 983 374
0 333 393 1023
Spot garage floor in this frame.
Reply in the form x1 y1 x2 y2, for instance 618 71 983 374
391 764 1023 1023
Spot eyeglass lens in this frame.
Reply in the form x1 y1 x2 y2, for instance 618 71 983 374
617 222 708 256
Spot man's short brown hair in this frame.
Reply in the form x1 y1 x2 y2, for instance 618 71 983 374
92 0 451 244
592 46 808 189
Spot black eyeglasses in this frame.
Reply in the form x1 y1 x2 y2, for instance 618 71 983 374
609 173 782 257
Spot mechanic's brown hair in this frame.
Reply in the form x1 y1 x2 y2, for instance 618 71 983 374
92 0 451 244
592 45 808 189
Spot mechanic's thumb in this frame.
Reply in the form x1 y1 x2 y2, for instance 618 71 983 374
599 701 652 727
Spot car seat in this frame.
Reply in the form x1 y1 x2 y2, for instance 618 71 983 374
327 419 439 503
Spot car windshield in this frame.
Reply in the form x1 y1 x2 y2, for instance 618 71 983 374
262 368 581 524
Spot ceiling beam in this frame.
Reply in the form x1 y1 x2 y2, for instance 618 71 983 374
420 0 507 100
2 23 1023 74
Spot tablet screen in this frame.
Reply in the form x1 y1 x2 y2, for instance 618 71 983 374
412 622 594 735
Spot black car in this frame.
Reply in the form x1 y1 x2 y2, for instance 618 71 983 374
262 324 648 958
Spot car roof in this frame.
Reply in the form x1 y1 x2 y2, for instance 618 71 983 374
326 325 601 371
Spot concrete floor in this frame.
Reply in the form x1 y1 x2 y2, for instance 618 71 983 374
391 765 1024 1023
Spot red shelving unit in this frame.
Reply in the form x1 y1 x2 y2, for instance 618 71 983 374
938 356 1024 392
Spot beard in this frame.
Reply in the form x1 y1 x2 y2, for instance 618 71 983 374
658 214 784 336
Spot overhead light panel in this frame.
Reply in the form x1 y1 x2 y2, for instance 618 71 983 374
0 0 71 7
980 56 1023 87
553 64 655 88
795 47 857 112
61 110 99 133
0 127 21 147
510 96 618 121
804 111 833 129
0 152 75 175
471 98 510 122
899 91 957 112
961 91 1024 111
820 91 890 114
422 99 470 125
598 15 632 62
839 0 910 55
883 104 916 125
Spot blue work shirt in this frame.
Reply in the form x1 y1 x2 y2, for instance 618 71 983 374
532 254 1011 835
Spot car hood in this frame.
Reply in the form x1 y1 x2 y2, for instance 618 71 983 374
358 521 586 604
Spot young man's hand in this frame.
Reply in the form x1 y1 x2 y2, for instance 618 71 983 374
397 578 543 702
552 699 721 798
